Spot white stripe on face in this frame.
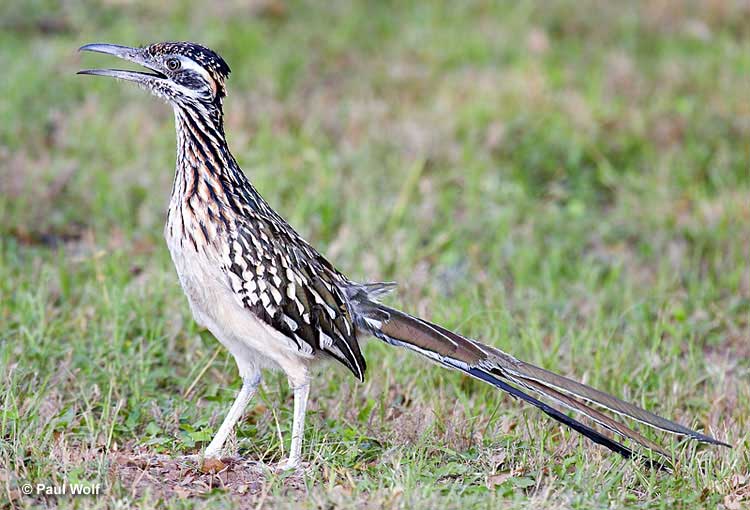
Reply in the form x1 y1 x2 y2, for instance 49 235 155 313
177 56 212 81
176 56 217 97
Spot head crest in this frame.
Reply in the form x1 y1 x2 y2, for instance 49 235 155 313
148 42 231 78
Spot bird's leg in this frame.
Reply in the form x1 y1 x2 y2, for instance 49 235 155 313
204 372 261 459
282 377 311 470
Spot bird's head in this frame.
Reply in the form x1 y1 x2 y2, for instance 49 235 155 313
78 41 231 115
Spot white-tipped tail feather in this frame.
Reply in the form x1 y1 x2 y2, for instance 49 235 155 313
351 297 729 467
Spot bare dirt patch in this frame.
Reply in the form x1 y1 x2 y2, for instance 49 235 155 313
111 451 307 506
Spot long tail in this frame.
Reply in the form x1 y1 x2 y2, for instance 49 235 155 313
349 293 729 466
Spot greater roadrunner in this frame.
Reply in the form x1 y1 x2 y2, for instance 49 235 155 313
78 41 728 470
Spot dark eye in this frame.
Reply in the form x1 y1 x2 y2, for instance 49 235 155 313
166 58 181 71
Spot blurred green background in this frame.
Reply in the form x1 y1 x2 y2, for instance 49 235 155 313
1 1 748 508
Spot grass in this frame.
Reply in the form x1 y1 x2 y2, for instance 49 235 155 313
1 0 749 508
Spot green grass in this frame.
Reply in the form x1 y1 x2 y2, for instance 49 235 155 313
1 0 749 508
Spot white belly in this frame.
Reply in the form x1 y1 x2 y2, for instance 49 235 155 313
164 228 311 381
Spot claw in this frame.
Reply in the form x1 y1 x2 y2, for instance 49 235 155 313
275 459 310 474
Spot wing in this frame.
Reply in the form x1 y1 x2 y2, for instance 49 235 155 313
222 214 366 380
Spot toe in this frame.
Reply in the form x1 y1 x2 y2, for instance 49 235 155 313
275 459 310 474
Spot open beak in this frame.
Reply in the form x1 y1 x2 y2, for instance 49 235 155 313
77 43 166 83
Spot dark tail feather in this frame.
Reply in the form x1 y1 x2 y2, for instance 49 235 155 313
467 367 635 459
352 299 729 464
466 366 669 470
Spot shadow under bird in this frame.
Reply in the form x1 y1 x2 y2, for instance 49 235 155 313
78 41 729 471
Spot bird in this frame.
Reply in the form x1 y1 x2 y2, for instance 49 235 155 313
78 41 729 471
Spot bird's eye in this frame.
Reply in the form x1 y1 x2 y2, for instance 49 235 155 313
166 58 181 71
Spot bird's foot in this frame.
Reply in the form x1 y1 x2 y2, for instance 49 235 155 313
275 459 310 474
